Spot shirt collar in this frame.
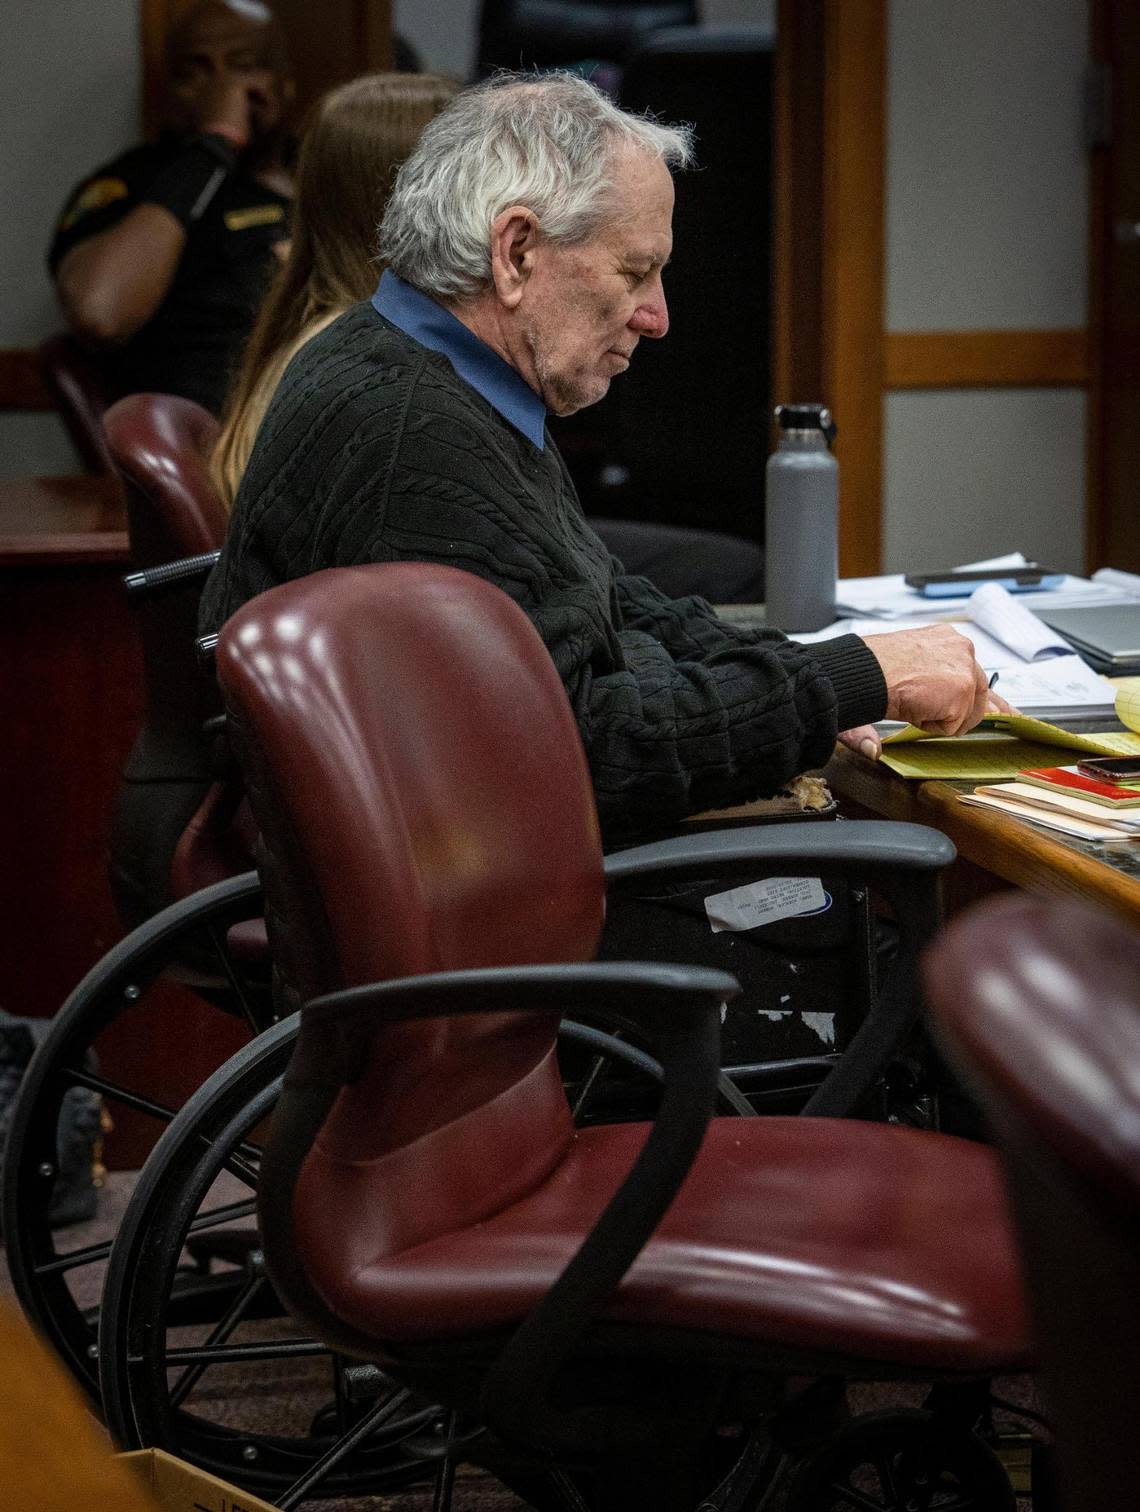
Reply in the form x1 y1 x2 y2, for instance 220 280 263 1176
372 270 546 450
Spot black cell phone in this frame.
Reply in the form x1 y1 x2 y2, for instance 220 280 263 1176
903 565 1062 594
1075 756 1140 781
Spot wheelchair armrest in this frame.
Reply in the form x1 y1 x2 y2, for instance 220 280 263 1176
606 820 958 1123
604 819 955 888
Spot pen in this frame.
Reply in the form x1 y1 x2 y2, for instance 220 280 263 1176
988 671 999 690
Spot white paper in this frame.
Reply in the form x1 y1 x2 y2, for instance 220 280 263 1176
959 792 1140 843
966 582 1072 661
985 655 1115 710
1093 567 1140 598
704 876 826 933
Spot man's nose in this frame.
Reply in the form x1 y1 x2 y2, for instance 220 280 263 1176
630 287 669 339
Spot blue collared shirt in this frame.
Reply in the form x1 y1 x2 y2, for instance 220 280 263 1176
372 270 547 450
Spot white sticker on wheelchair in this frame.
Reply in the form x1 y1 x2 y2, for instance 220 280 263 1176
704 876 826 933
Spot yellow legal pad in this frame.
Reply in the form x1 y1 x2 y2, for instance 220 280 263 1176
877 713 1140 781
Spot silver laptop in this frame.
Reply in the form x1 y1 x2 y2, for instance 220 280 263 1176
1039 603 1140 667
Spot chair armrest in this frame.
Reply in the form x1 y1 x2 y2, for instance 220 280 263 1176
300 960 740 1078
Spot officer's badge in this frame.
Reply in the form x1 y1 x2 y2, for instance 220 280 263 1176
58 177 129 231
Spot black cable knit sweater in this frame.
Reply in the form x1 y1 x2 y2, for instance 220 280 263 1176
200 302 887 841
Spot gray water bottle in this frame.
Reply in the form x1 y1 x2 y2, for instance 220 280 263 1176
764 403 839 633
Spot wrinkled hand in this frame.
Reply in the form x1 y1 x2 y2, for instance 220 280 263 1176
861 624 1011 739
839 685 1015 762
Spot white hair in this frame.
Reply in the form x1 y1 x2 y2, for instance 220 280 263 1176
379 72 695 300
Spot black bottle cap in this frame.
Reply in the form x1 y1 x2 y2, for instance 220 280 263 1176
774 403 837 443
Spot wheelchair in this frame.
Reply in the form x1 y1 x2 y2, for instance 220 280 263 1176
86 563 1041 1510
4 392 918 1419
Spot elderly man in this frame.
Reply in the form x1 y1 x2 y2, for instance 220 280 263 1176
201 72 995 842
49 0 293 414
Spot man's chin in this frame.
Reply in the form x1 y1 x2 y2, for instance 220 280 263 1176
547 377 612 417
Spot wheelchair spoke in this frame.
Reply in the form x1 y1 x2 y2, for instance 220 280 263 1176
33 1236 114 1277
169 1274 267 1408
159 1337 331 1367
275 1386 417 1510
186 1196 257 1235
53 1067 178 1125
219 1148 260 1188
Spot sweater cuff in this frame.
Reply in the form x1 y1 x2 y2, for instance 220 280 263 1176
141 135 236 229
807 633 888 730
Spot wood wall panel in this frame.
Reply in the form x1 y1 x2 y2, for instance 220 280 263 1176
820 0 886 578
775 0 886 577
885 329 1090 390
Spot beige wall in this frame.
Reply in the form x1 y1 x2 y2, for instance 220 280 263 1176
883 0 1089 573
0 0 139 476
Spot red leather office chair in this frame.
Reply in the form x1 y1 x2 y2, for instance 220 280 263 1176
926 893 1140 1512
38 332 120 475
102 393 242 922
212 562 1031 1511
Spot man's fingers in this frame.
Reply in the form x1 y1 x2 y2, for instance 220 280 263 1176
839 724 881 760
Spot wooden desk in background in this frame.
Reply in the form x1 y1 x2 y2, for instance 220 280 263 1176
0 474 139 1022
824 744 1140 928
0 477 246 1166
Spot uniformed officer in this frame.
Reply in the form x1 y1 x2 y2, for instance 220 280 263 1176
49 0 294 414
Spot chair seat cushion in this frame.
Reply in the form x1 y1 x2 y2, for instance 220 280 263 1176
306 1116 1030 1372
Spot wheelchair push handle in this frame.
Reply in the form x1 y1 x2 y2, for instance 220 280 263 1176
122 549 221 602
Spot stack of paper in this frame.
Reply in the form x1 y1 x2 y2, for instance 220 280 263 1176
962 782 1140 843
836 553 1138 621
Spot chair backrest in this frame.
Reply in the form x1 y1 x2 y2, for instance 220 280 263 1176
38 332 120 475
103 392 226 565
219 563 606 1000
924 893 1140 1512
220 565 606 1297
102 393 230 922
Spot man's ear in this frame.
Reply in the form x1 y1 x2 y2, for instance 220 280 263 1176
489 205 539 310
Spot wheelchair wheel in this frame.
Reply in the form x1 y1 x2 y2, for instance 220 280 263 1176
2 872 270 1401
97 1011 736 1504
786 1408 1016 1512
98 1016 447 1503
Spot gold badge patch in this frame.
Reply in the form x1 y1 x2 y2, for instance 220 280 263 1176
59 177 129 231
224 204 286 232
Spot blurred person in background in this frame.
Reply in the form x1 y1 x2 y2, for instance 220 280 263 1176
49 0 295 414
212 70 459 504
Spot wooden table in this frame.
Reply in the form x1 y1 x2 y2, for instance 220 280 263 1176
0 475 140 1021
824 744 1140 927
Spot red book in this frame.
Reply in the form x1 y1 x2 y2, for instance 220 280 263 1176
1018 765 1140 808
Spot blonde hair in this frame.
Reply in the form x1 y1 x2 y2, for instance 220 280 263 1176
212 71 458 507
